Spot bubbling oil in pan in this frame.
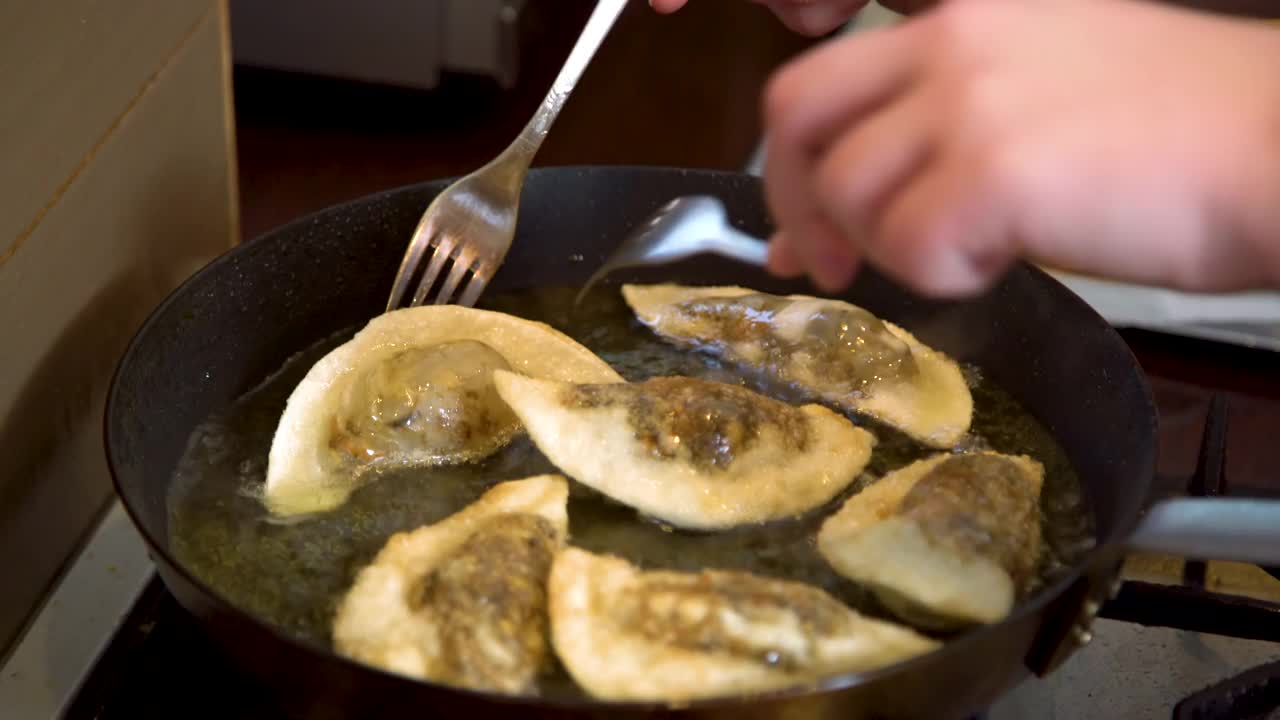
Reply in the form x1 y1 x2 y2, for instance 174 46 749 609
167 283 1094 699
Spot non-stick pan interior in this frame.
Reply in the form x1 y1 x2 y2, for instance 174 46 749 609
106 164 1156 634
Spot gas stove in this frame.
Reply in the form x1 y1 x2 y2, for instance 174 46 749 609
0 328 1274 720
989 369 1280 720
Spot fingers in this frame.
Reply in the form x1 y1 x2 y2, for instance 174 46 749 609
766 231 806 277
651 0 870 34
761 25 922 291
767 0 873 36
768 228 860 292
763 24 921 158
768 219 860 291
867 149 1017 297
648 0 689 12
813 86 938 246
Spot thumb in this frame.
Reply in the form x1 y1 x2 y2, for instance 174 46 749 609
650 0 691 12
767 0 869 36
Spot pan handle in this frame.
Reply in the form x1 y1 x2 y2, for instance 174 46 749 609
1125 497 1280 566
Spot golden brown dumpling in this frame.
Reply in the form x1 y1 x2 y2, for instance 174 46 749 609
492 370 876 530
817 451 1045 628
548 547 940 703
621 283 973 448
263 305 621 516
332 474 569 694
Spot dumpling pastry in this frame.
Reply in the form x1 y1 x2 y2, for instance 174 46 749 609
816 451 1045 628
332 474 569 694
548 547 939 703
621 283 972 448
263 305 621 515
492 370 875 530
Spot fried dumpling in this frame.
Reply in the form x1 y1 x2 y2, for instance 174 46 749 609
332 474 569 694
492 370 875 530
263 305 621 515
621 283 972 448
548 547 939 703
816 451 1045 628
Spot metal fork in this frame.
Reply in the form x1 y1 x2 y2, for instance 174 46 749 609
385 0 630 312
574 195 769 305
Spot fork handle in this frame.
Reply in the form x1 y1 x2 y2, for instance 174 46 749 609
507 0 630 163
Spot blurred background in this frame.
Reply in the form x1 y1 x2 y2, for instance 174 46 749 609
229 0 820 238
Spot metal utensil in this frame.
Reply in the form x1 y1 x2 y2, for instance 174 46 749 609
576 194 768 304
386 0 629 311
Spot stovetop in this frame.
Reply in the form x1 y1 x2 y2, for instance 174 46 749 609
11 328 1280 720
62 578 280 719
987 372 1280 720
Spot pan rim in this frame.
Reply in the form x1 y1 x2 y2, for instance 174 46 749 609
103 163 1158 713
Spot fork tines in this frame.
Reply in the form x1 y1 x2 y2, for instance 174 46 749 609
386 234 489 312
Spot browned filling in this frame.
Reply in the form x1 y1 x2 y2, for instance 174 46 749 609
564 376 810 470
327 340 521 465
410 513 559 693
899 454 1041 590
613 568 851 671
674 293 919 397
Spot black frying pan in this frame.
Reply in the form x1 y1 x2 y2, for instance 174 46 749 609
104 166 1278 720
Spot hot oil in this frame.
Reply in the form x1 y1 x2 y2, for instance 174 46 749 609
167 283 1093 699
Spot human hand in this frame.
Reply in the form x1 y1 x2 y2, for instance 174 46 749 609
650 0 870 36
762 0 1280 297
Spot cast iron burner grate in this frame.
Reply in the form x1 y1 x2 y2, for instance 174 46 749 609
1093 393 1280 720
1173 659 1280 720
1098 394 1280 642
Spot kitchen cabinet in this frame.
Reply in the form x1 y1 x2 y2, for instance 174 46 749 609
0 0 238 657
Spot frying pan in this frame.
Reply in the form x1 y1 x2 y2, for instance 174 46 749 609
104 166 1280 720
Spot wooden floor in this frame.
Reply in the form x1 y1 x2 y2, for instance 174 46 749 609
231 0 819 240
